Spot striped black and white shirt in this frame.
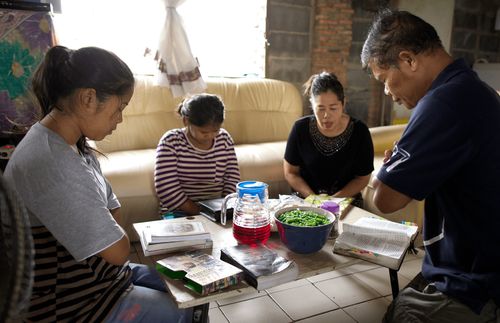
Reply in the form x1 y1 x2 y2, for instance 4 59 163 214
3 123 132 322
27 226 132 322
154 128 240 214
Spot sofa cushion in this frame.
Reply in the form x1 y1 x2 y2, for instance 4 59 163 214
93 76 303 153
235 141 292 198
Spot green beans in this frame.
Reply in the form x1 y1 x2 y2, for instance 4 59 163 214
277 210 331 227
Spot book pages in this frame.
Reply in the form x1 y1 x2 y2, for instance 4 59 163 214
334 217 419 269
144 221 210 244
335 231 406 259
350 217 418 238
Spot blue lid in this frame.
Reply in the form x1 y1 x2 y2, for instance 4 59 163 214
237 181 268 201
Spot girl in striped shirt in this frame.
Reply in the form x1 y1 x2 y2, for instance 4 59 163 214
155 94 240 216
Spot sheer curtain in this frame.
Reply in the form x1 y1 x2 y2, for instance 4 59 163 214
156 0 206 97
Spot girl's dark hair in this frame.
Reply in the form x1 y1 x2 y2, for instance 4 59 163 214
361 9 443 70
177 94 225 127
303 72 345 104
31 45 134 153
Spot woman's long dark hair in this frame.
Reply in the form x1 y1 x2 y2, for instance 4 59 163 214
31 45 134 153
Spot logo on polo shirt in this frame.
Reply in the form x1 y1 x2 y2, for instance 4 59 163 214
386 145 410 172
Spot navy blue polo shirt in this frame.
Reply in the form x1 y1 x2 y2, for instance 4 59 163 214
377 59 500 313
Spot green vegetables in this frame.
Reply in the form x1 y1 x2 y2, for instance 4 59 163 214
277 209 331 227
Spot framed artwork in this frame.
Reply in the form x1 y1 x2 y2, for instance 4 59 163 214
0 2 55 136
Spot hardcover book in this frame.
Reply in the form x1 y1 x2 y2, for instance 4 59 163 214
220 244 299 290
197 197 233 222
139 232 213 257
156 250 243 295
333 217 418 270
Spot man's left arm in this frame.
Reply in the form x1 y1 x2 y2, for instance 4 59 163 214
372 176 412 213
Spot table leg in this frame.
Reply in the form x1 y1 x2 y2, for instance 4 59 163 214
192 303 209 323
389 269 399 299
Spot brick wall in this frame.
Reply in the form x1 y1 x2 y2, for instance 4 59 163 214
451 0 500 65
311 0 388 126
266 0 387 126
311 0 353 86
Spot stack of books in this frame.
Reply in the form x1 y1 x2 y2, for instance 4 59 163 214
136 219 213 256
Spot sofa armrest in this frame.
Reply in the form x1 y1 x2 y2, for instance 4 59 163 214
369 124 406 154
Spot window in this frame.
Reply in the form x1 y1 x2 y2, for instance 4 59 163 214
52 0 266 77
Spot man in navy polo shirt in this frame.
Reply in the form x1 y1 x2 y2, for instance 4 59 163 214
361 9 500 322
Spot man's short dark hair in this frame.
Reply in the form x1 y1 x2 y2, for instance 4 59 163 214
361 9 443 70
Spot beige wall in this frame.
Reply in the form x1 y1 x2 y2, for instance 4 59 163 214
391 0 455 124
397 0 454 51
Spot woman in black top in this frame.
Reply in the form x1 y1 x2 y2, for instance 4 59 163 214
284 72 374 206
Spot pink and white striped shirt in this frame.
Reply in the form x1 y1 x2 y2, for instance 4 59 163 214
154 128 240 214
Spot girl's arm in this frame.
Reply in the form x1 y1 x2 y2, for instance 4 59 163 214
223 138 240 195
283 160 314 198
97 207 130 266
154 137 189 211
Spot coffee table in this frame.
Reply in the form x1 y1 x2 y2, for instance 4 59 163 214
133 206 385 323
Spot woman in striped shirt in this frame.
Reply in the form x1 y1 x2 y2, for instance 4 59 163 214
4 46 192 322
155 94 240 216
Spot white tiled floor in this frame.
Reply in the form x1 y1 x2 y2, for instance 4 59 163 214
129 243 425 323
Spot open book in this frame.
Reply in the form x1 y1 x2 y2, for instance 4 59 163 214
333 217 418 270
220 244 299 290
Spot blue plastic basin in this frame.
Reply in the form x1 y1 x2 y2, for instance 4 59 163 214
274 206 336 254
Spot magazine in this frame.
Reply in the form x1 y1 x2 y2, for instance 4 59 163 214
156 250 243 295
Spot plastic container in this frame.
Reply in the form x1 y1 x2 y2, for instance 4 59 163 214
274 206 335 254
221 181 270 245
320 201 339 239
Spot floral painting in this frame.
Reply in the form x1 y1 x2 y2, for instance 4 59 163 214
0 9 55 135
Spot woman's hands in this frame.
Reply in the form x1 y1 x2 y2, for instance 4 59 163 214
177 199 201 215
283 160 314 198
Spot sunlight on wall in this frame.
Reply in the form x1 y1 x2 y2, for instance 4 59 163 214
52 0 266 77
